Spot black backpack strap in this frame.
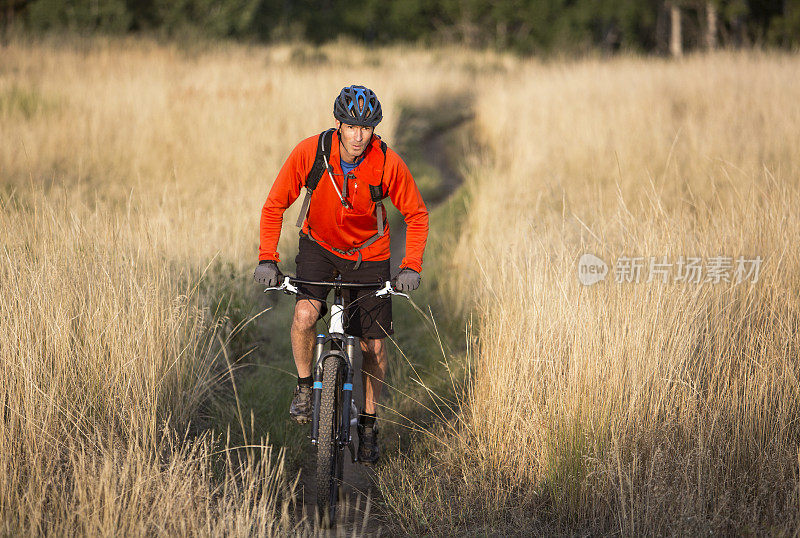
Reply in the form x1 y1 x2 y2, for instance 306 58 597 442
296 129 335 228
369 140 389 235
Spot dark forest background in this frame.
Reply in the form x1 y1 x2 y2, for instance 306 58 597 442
2 0 799 54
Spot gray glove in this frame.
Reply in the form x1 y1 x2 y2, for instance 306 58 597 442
395 268 421 292
253 261 283 287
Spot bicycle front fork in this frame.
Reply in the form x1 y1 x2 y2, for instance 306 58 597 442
310 334 325 444
339 336 357 444
310 334 358 446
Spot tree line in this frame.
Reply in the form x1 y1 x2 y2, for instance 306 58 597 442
2 0 798 54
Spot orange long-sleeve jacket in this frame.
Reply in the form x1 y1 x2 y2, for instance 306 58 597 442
259 131 429 273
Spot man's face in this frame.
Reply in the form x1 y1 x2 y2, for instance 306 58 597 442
336 120 374 162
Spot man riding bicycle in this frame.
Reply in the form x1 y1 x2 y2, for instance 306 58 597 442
253 85 429 464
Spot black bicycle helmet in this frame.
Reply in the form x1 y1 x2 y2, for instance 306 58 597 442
333 85 382 127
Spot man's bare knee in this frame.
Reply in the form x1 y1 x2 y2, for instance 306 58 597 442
293 301 320 330
362 338 386 361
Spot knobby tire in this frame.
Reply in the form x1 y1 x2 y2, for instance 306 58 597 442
316 354 342 528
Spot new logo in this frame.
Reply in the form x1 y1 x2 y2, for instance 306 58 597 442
578 254 608 286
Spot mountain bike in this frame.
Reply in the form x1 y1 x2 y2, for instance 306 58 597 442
264 273 408 527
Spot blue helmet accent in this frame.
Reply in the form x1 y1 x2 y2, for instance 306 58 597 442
334 85 382 127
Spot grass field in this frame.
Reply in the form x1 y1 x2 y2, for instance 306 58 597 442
380 52 800 534
2 35 799 534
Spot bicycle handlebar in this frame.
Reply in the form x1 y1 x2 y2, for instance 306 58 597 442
262 276 410 299
279 276 384 289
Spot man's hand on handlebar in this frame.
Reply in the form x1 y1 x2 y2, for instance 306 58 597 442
253 260 283 287
394 268 421 292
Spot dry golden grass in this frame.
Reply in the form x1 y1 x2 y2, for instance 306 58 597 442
380 52 800 534
0 38 306 533
0 35 484 534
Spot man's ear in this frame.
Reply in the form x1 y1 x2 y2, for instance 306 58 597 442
334 120 341 130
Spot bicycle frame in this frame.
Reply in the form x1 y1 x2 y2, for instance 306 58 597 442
263 274 408 525
309 284 359 459
265 275 406 455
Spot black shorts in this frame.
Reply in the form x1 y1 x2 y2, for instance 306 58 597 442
294 235 393 339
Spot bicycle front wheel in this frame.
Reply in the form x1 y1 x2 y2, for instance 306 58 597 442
316 354 342 527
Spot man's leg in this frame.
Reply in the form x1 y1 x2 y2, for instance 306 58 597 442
358 337 386 464
288 298 324 423
291 298 324 377
360 337 387 414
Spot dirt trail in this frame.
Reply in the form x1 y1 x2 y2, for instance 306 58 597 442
391 98 473 266
294 97 473 535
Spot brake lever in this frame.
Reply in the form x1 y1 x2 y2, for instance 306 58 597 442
376 280 409 299
263 276 299 295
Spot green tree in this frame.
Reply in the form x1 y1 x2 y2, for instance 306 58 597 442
27 0 131 32
767 0 800 46
13 0 800 54
147 0 261 38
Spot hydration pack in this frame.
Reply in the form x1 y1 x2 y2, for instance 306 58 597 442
295 128 389 268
